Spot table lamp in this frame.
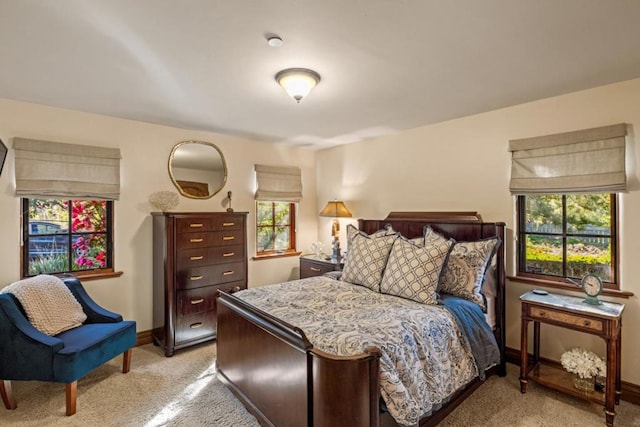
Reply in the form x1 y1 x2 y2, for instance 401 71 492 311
319 200 352 261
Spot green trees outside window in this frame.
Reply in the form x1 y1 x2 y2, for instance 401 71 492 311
22 199 113 277
256 201 296 255
517 194 617 287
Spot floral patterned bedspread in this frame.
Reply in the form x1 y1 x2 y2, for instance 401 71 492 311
235 276 479 426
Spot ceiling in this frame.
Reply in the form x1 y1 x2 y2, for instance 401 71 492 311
2 1 640 149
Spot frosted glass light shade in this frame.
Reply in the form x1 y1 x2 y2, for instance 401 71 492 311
275 68 321 102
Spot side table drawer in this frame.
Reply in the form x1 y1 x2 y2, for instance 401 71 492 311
300 258 335 279
530 306 603 332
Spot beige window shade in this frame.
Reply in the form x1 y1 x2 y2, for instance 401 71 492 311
254 164 302 201
13 137 121 200
509 123 627 195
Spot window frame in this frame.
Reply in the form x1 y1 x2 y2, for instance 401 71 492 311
21 198 119 280
515 194 620 291
254 201 299 258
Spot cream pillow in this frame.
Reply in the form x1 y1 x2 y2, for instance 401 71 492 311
1 274 87 335
380 236 453 304
346 223 395 252
341 231 398 292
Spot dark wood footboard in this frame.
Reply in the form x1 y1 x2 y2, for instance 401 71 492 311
217 291 382 427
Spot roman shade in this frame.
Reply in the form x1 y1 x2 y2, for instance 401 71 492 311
13 138 121 200
509 124 627 195
254 164 302 201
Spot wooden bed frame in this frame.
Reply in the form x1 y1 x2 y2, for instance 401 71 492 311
217 212 506 427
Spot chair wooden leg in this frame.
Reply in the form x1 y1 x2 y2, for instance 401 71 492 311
65 381 77 416
1 380 17 410
122 348 132 373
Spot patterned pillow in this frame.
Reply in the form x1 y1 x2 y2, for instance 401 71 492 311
380 236 453 304
346 224 395 251
439 237 500 311
423 226 449 245
341 232 399 292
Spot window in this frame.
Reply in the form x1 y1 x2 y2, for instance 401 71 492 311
256 201 297 256
516 194 618 289
22 198 114 277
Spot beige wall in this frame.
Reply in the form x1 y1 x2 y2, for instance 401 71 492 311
2 78 639 385
316 78 640 385
0 99 318 331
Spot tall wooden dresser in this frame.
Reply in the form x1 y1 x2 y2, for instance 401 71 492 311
152 211 248 356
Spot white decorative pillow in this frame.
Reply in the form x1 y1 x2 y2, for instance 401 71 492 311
341 231 398 292
380 236 453 304
1 274 87 336
346 224 395 251
439 237 500 311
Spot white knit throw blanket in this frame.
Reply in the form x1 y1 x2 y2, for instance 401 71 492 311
1 275 87 336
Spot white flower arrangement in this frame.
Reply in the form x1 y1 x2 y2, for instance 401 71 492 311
148 191 180 212
560 347 606 379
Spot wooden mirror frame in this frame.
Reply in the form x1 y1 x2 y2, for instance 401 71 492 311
168 140 227 199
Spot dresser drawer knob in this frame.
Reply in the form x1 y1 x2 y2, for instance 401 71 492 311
538 311 546 317
190 275 203 281
190 255 204 261
222 271 235 276
189 223 204 228
190 298 204 305
222 236 235 241
222 222 235 227
190 238 204 243
310 267 321 272
189 322 203 329
222 252 235 257
583 320 591 327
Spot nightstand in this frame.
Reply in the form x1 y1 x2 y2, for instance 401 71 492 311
299 254 343 279
519 290 624 427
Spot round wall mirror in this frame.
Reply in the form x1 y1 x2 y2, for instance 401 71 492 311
169 141 227 199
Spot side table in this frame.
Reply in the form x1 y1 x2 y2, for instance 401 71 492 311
299 254 343 279
519 290 624 427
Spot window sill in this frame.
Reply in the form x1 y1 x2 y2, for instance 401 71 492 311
253 251 302 261
58 270 124 282
507 275 634 299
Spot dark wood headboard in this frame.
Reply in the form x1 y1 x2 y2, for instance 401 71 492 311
358 211 507 375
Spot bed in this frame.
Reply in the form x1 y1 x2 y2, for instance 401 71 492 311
216 212 506 427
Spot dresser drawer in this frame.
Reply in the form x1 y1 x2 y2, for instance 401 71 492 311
176 214 243 234
175 310 217 344
529 306 603 332
210 214 243 231
176 217 214 233
176 262 246 289
176 245 245 268
176 230 245 249
177 287 217 316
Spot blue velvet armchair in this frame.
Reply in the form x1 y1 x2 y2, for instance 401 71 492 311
0 277 136 416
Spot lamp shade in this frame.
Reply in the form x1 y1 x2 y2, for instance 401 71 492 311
275 68 321 102
319 201 352 218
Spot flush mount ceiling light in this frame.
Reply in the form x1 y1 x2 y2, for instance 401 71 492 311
275 68 321 103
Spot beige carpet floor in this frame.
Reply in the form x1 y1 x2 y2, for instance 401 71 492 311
0 342 638 426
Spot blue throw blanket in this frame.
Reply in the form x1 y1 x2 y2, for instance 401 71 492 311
440 294 501 380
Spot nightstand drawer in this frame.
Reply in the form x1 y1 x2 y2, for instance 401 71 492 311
300 256 341 279
529 306 603 332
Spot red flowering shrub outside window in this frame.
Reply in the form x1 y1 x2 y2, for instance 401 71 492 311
22 199 113 277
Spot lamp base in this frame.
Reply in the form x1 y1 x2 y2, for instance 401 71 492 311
331 237 341 262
